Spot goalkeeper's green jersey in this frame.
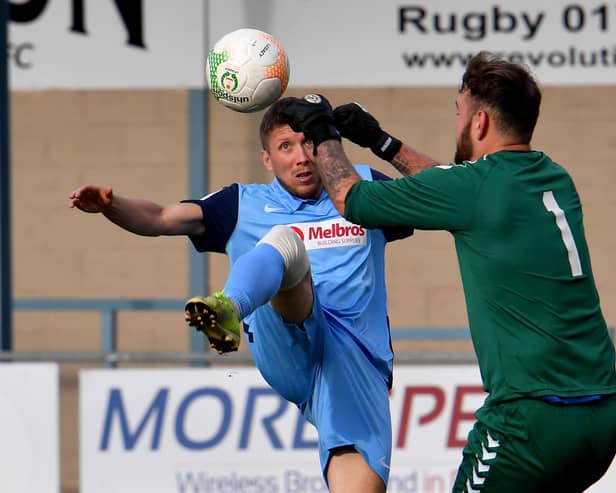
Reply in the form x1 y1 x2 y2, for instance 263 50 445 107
345 150 616 404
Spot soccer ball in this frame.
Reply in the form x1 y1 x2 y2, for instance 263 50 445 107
206 28 290 113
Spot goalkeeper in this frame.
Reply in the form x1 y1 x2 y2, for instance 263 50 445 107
280 51 616 492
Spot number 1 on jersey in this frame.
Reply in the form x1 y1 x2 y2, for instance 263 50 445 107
542 191 583 277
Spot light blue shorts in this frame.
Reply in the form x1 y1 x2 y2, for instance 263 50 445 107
245 292 392 485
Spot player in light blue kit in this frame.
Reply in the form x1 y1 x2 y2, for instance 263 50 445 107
68 97 413 493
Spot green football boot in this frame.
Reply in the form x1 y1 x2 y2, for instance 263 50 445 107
184 292 241 354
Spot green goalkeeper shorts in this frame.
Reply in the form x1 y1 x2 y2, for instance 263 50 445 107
452 394 616 492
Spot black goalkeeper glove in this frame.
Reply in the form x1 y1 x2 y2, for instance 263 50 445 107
333 102 402 162
280 94 341 153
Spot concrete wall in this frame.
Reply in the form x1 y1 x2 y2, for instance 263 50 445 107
10 85 616 491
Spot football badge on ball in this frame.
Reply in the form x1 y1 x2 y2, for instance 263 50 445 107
207 28 290 113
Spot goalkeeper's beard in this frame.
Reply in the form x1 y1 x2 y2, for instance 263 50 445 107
454 121 473 164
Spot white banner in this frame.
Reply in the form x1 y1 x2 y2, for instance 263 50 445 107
9 0 205 89
0 363 59 493
79 365 616 492
209 0 616 87
8 1 614 89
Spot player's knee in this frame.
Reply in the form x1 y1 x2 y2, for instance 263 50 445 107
257 225 310 290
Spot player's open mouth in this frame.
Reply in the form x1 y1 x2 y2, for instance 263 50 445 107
296 171 313 182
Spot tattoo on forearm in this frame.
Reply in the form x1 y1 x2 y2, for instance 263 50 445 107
317 142 360 201
391 145 440 176
391 155 413 176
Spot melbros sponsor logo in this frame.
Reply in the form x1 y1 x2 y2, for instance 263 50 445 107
290 218 366 250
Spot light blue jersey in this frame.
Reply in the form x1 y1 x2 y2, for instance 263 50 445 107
185 164 412 485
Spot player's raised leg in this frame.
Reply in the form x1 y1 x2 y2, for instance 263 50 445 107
185 225 311 352
257 224 312 323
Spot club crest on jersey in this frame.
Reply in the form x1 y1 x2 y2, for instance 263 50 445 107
289 218 367 250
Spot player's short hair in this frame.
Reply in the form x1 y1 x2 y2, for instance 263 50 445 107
259 97 304 150
461 51 542 144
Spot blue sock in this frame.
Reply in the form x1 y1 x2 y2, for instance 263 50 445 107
223 243 285 319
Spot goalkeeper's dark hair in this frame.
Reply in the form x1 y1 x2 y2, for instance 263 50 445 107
461 51 542 144
259 97 304 150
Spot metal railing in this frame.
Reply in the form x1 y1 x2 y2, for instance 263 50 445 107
7 298 476 366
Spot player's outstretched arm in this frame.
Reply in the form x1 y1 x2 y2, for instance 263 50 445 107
333 102 439 176
68 185 204 237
